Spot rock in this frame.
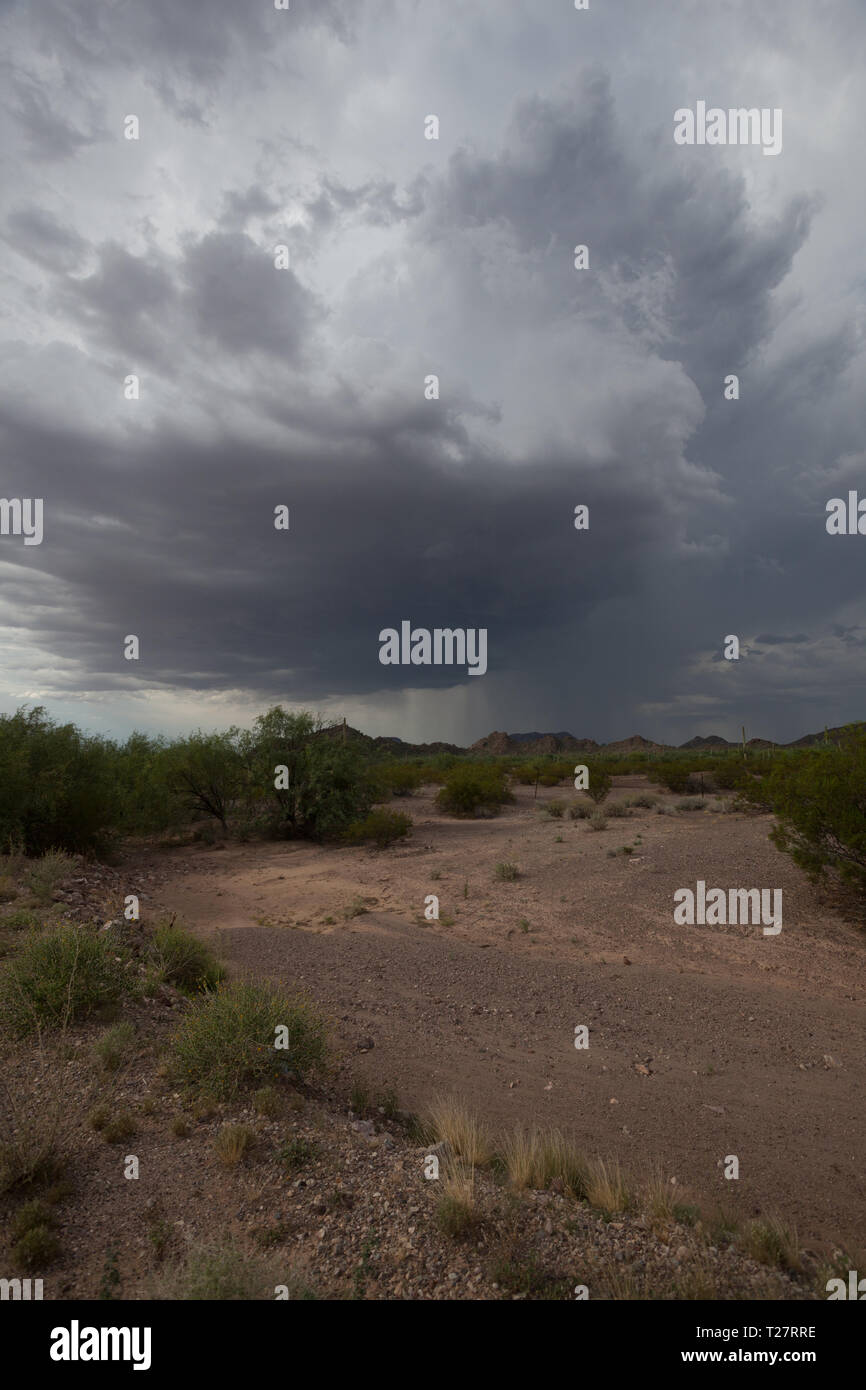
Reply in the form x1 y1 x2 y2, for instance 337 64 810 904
355 1037 375 1053
351 1119 376 1138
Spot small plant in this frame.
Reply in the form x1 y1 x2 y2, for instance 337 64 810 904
12 1222 60 1272
169 981 326 1100
277 1136 319 1172
585 1157 630 1216
345 808 412 849
545 800 565 819
589 811 608 832
436 1161 480 1238
744 1217 800 1271
99 1245 122 1300
151 920 226 994
585 769 613 805
93 1021 136 1072
253 1086 281 1118
555 834 563 843
171 1115 190 1138
350 1081 370 1114
25 850 76 905
519 919 530 934
155 1240 308 1300
0 925 129 1037
88 1104 112 1132
605 801 630 818
102 1113 137 1144
676 798 706 813
568 802 590 820
495 862 520 882
214 1124 255 1166
426 1096 492 1166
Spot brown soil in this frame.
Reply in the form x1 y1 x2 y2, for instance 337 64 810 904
132 778 866 1256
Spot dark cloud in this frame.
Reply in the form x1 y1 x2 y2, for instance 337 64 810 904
0 0 863 745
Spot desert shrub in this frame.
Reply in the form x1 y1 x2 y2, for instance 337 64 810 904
676 798 706 813
436 765 514 817
379 764 423 797
155 1241 317 1300
712 761 751 791
740 732 866 895
0 926 129 1037
544 800 566 819
568 802 590 819
345 808 412 849
495 862 520 881
170 981 326 1100
163 731 244 830
93 1021 136 1072
605 801 630 818
589 811 608 831
585 767 612 804
648 762 692 795
150 921 226 994
25 850 76 905
214 1124 255 1166
626 794 658 809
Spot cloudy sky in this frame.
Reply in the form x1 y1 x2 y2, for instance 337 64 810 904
1 0 864 747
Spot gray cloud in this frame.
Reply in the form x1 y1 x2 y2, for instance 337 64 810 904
0 0 864 746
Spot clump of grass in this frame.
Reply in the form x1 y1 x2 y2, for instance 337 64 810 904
545 801 566 819
150 920 225 995
93 1021 136 1072
0 925 129 1037
425 1095 492 1166
25 850 76 905
743 1217 801 1271
585 1157 630 1216
253 1086 281 1118
500 1126 587 1198
89 1104 111 1132
350 1081 370 1114
436 1160 480 1238
171 1115 190 1138
676 798 706 813
343 897 369 920
277 1136 319 1172
1 907 40 930
644 1168 700 1237
102 1112 137 1144
588 811 608 832
10 1196 61 1270
169 981 326 1101
12 1222 60 1272
154 1240 312 1300
605 801 630 818
214 1124 255 1166
626 794 657 809
495 862 520 882
568 802 590 819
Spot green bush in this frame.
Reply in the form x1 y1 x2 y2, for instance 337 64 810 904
742 731 866 895
170 981 326 1100
0 926 129 1037
585 767 613 804
345 809 412 849
25 850 76 905
151 921 226 994
436 765 514 817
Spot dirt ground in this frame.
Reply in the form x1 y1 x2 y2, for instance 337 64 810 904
132 778 866 1257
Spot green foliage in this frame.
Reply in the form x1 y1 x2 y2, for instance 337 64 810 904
0 926 129 1037
743 731 866 895
0 707 122 854
345 808 412 849
163 730 244 829
495 862 520 881
585 767 613 804
150 921 226 994
436 764 514 817
170 981 326 1100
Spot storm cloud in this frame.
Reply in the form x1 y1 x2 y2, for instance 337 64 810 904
0 0 864 745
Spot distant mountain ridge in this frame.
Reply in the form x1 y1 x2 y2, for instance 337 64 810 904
325 721 864 758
